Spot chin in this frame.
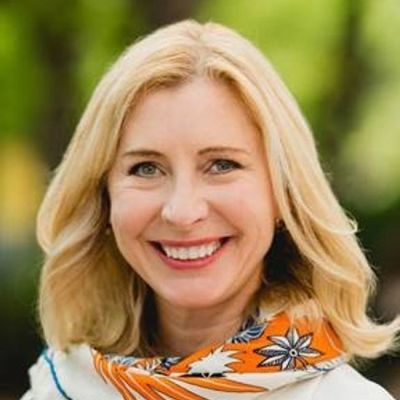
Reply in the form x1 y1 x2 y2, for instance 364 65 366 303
158 287 229 310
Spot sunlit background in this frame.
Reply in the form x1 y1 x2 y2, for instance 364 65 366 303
1 0 399 398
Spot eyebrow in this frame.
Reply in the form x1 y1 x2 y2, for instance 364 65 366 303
122 146 251 158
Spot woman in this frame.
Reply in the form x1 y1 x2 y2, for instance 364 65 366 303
22 20 399 399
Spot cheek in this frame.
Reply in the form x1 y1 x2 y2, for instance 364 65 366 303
214 180 275 226
221 181 276 259
109 191 160 238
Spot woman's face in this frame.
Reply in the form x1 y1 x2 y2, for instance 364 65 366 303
107 77 278 311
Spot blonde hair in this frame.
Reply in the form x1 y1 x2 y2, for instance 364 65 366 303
37 19 399 359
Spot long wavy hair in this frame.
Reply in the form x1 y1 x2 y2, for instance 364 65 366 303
37 19 399 359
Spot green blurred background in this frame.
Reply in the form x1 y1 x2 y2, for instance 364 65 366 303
1 0 399 398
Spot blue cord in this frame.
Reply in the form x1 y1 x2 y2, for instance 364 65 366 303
42 349 74 400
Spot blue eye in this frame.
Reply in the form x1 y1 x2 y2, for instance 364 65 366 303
128 159 243 178
209 159 243 174
128 162 162 177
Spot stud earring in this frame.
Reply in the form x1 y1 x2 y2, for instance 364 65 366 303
274 218 284 230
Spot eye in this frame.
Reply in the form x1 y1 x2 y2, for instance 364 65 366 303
208 159 243 174
128 162 162 178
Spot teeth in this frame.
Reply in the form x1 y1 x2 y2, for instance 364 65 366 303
161 240 223 260
171 248 179 259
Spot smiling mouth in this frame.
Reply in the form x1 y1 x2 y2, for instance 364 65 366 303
149 237 231 260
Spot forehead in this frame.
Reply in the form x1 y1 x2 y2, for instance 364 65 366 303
119 77 263 152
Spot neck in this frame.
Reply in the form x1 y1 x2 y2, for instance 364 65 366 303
154 292 259 357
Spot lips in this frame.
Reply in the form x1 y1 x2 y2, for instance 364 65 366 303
149 237 232 270
150 237 231 256
155 236 231 247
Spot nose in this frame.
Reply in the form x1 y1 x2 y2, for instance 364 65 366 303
161 178 209 228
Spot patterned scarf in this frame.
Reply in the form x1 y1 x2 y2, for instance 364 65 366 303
31 311 347 400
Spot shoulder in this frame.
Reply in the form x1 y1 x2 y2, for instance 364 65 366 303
21 347 67 400
313 363 396 400
22 344 115 400
20 390 34 400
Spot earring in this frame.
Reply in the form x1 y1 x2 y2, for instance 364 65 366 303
261 271 269 286
274 218 284 231
105 223 112 235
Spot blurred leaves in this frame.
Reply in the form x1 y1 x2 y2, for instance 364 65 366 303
0 3 47 138
0 141 45 244
338 0 400 211
74 0 147 107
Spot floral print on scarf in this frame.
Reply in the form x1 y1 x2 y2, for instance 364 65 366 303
93 311 346 399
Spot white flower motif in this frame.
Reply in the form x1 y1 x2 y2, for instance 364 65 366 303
188 346 240 376
256 327 321 370
229 323 266 344
132 358 162 373
160 356 181 369
105 354 138 367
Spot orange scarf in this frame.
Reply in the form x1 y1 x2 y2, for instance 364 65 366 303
94 311 346 399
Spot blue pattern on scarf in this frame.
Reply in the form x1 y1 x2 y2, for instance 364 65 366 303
42 349 74 400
